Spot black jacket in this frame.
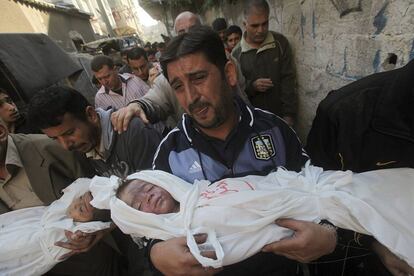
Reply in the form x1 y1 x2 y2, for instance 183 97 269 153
306 60 414 172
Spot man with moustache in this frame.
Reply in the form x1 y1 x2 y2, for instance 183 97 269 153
232 0 297 126
0 118 122 275
28 85 160 178
28 86 161 275
91 55 149 110
111 11 249 133
147 26 316 276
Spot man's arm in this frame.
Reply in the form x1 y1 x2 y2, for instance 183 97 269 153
112 75 181 133
372 240 414 275
262 219 337 263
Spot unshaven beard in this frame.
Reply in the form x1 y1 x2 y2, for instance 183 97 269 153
191 80 234 130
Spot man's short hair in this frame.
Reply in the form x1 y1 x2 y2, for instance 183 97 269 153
243 0 270 18
90 55 114 72
160 26 227 81
212 18 227 32
225 25 243 38
127 47 148 62
120 49 130 57
0 88 8 96
28 85 91 129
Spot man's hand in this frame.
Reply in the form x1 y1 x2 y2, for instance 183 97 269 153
150 234 222 276
253 78 274 92
55 228 108 260
262 219 336 263
111 102 149 134
372 240 414 276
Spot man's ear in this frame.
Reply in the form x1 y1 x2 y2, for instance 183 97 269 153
224 60 238 87
85 106 99 124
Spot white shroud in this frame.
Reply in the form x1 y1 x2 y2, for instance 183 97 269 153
0 178 111 276
89 164 414 268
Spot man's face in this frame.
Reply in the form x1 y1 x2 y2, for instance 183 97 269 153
93 65 120 90
129 56 149 81
175 16 199 35
227 33 241 51
68 191 94 222
244 8 269 46
167 52 234 130
0 94 20 124
217 30 226 42
119 180 178 214
148 54 157 63
42 112 99 153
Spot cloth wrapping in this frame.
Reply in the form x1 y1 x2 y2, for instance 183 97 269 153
0 178 111 276
89 164 414 268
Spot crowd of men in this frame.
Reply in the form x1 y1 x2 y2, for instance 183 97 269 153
0 0 413 275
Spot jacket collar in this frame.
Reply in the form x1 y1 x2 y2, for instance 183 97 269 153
240 31 275 54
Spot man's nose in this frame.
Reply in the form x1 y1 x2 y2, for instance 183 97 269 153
5 103 16 111
57 137 72 150
184 84 199 103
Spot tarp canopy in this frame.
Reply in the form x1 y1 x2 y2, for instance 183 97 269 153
0 33 81 101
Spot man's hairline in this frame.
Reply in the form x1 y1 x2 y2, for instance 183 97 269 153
165 51 226 84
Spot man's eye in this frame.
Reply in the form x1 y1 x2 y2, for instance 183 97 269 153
194 73 206 80
64 130 75 136
172 84 183 91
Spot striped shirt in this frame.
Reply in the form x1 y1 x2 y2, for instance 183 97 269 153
95 73 150 110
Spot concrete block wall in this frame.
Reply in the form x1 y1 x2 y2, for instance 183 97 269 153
203 0 414 143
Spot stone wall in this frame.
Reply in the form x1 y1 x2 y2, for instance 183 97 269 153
202 0 414 142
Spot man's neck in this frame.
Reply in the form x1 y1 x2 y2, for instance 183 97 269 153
6 122 15 134
245 36 262 49
112 76 123 92
198 108 238 141
0 144 8 179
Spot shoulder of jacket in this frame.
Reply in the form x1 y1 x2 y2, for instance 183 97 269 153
270 31 288 41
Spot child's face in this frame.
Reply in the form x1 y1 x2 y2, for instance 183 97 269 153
68 191 95 222
119 180 178 214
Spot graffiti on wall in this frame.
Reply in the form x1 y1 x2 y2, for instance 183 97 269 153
329 0 362 17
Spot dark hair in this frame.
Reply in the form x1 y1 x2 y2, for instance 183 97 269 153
28 85 91 129
160 26 227 81
127 47 148 62
147 49 157 56
225 25 242 39
243 0 270 18
120 49 130 57
157 42 165 49
212 18 227 32
90 55 114 72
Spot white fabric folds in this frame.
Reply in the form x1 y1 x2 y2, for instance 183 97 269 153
0 178 111 276
89 164 414 268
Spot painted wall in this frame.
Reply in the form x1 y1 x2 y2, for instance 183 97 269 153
203 0 414 142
